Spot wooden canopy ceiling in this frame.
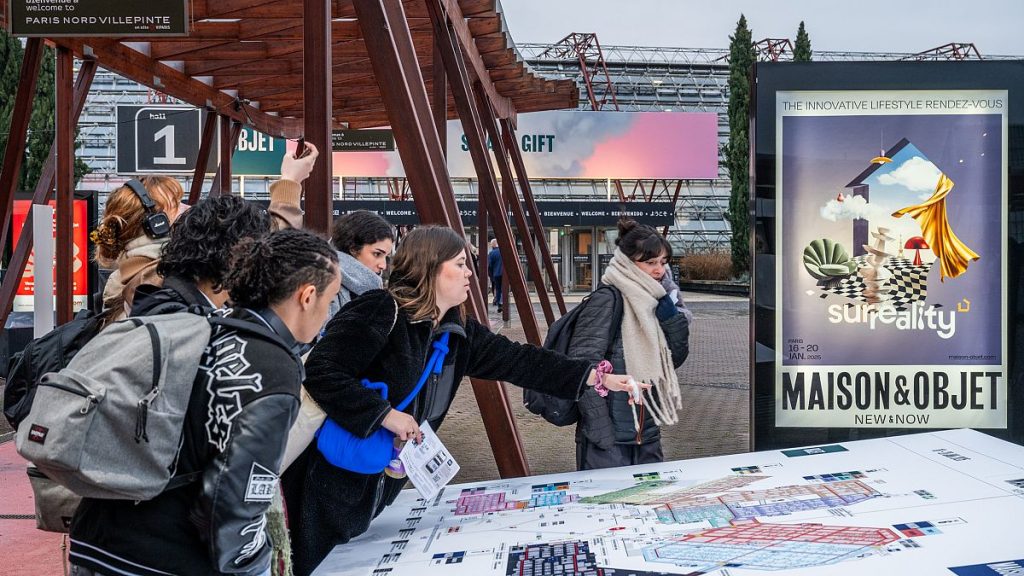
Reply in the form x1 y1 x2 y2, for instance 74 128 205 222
0 0 577 137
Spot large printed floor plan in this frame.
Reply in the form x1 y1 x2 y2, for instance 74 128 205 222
314 429 1024 575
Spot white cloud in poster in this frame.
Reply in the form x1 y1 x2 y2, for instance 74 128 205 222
820 193 871 221
820 194 922 247
877 156 941 194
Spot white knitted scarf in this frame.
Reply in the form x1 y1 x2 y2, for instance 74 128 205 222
601 249 682 425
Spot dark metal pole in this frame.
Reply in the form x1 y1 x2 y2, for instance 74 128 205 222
0 38 44 259
209 119 241 198
0 60 97 328
188 111 219 205
501 118 567 315
55 47 74 325
477 196 489 307
474 89 554 326
303 0 333 235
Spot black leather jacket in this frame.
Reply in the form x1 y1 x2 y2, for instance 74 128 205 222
70 308 303 576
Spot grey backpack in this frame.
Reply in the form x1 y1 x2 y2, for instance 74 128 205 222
16 312 216 501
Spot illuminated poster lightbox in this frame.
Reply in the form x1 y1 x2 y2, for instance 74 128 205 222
775 89 1008 429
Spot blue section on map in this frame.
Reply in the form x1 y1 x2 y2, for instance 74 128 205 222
949 559 1024 575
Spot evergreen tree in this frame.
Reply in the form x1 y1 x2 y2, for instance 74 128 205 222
794 21 812 61
19 46 91 192
724 15 755 278
0 29 26 175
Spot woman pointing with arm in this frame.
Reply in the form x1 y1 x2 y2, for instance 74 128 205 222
283 226 643 576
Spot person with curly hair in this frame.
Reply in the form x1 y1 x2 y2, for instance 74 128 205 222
131 195 272 314
128 142 320 316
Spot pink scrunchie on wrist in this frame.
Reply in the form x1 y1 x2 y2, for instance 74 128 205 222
593 360 613 398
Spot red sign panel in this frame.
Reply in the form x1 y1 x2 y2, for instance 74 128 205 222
11 200 90 312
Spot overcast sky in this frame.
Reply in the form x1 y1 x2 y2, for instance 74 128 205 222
501 0 1024 56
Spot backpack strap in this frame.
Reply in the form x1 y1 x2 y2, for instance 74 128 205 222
395 332 451 412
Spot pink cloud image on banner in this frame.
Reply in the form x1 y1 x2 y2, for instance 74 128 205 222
330 111 719 180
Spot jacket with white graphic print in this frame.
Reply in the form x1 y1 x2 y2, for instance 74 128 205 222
69 307 303 576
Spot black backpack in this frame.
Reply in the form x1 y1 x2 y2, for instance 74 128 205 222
4 309 106 429
523 285 623 426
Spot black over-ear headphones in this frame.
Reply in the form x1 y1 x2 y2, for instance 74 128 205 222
124 179 171 238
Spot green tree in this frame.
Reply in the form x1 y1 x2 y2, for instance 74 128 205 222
0 30 91 194
0 29 26 174
21 46 92 191
724 14 755 278
794 21 812 61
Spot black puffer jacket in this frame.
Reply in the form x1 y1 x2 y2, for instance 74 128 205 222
567 285 690 447
283 289 593 576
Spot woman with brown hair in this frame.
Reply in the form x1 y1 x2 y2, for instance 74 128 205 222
283 226 645 576
91 176 184 320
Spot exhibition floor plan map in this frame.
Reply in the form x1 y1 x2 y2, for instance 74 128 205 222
314 429 1024 575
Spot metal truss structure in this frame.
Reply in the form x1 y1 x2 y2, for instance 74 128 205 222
75 40 1017 254
901 43 984 61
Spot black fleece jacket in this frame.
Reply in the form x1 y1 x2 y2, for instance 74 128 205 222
303 289 593 438
283 289 593 576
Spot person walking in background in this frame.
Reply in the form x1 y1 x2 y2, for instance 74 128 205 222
567 219 690 470
487 238 503 312
327 210 395 320
283 226 645 575
69 229 340 576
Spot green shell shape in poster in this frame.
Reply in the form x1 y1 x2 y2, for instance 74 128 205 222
803 238 857 280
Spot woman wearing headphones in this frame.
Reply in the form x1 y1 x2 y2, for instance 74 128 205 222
91 176 184 322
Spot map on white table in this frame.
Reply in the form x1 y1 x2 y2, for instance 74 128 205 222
313 429 1024 575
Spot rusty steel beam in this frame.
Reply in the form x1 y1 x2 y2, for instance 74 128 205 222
474 84 555 327
434 2 537 471
188 111 219 205
429 0 540 345
210 116 241 197
0 59 89 327
0 38 44 261
437 0 514 119
303 0 334 235
501 118 567 315
55 47 74 325
50 38 302 138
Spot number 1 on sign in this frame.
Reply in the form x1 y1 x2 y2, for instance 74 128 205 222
153 125 186 165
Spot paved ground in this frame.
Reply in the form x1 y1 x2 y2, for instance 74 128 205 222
437 291 750 482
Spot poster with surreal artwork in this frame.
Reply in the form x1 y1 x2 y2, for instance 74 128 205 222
774 90 1008 428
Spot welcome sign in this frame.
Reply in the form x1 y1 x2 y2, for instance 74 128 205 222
8 0 188 37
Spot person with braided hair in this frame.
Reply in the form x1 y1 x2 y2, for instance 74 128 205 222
69 228 340 576
91 176 184 321
283 226 646 575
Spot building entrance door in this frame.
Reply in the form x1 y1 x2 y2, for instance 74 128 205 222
569 229 593 292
